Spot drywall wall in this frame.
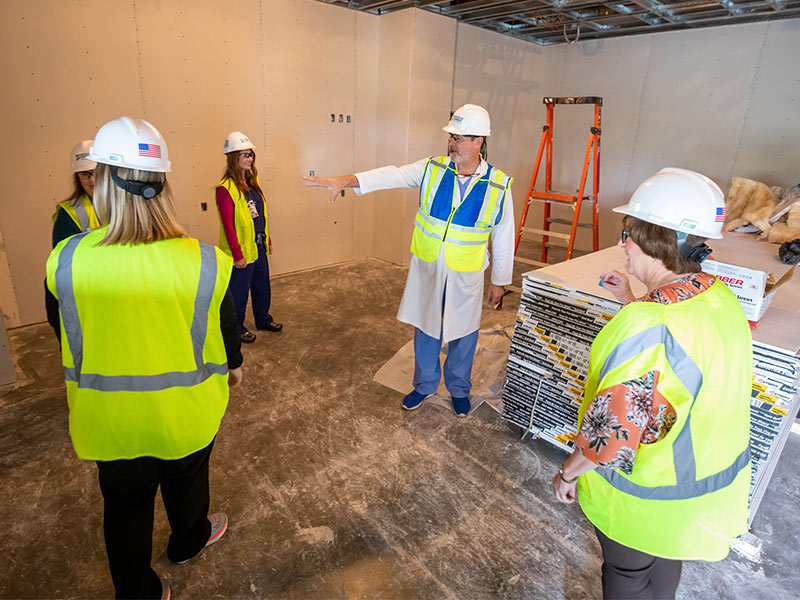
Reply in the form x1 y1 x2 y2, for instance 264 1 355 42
451 22 556 233
2 1 798 327
0 227 20 336
0 0 144 328
0 0 379 327
546 18 800 250
454 18 800 254
370 9 457 267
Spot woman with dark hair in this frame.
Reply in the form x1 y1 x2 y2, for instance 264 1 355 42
552 168 752 600
215 131 281 343
52 140 100 247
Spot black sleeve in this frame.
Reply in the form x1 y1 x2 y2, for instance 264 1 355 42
220 286 243 369
52 207 81 248
44 279 61 343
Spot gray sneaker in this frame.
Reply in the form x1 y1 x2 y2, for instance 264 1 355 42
205 512 228 548
176 512 228 564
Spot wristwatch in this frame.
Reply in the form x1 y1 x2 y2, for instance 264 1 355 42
559 468 578 484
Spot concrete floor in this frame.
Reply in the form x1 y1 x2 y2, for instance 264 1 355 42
1 257 798 599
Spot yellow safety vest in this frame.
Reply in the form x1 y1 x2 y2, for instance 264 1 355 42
577 279 752 560
45 227 233 461
216 177 267 265
410 157 512 272
52 194 100 231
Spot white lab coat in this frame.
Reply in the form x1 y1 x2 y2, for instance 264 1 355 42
355 157 515 343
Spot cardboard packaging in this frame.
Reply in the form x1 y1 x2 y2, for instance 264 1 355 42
702 259 795 324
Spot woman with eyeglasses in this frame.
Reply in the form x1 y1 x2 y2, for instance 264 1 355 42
551 168 752 599
52 140 100 247
215 131 282 343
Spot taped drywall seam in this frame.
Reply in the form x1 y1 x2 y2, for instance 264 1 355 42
727 23 769 185
450 20 459 113
131 0 147 116
352 9 358 248
622 34 654 199
259 0 268 156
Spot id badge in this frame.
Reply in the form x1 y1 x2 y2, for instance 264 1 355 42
247 199 259 218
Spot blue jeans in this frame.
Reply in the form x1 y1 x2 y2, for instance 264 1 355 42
412 327 479 398
229 243 273 334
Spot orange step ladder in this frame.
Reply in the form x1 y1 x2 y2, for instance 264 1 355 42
510 96 602 292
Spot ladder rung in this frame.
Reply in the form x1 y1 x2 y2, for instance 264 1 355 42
530 191 576 203
547 217 593 229
514 256 548 267
521 226 571 240
529 192 591 205
507 285 524 294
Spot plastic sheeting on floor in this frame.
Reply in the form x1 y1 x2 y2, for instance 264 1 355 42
373 324 514 416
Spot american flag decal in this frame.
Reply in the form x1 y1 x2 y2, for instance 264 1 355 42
138 143 161 158
715 206 726 222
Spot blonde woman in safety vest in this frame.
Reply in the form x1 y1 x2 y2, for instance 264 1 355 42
552 168 751 599
303 104 514 417
51 140 100 247
46 117 242 600
215 131 282 344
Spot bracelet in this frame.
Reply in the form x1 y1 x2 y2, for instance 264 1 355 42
559 468 578 484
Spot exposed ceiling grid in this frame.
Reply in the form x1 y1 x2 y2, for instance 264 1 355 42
314 0 800 45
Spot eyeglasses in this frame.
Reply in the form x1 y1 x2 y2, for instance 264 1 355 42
448 133 477 144
77 171 95 179
239 152 254 159
620 230 630 244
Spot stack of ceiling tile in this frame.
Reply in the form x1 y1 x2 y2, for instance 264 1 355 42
502 276 621 451
748 341 800 523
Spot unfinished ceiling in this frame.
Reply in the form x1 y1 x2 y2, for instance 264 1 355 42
314 0 800 45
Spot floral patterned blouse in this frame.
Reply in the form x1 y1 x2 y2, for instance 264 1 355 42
574 272 716 474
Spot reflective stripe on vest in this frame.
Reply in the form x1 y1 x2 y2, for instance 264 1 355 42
53 194 100 231
410 157 511 271
576 281 751 560
55 234 227 392
594 324 750 500
73 199 89 230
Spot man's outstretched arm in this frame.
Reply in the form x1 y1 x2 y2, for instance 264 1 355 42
302 174 359 204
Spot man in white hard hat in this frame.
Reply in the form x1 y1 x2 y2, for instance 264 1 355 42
304 104 514 417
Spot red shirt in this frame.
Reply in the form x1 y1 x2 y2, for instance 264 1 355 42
215 186 243 262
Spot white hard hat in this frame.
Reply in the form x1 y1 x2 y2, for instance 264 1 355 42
70 140 96 173
443 104 491 137
613 168 725 239
88 117 171 172
223 131 255 154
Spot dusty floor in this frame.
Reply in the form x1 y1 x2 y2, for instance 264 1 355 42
1 257 798 599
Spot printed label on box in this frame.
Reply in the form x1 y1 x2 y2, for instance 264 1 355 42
702 259 794 322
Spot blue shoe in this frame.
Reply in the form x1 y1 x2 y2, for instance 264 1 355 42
402 390 428 411
452 396 471 418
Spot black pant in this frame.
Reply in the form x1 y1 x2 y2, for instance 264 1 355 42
595 528 682 600
96 441 215 599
